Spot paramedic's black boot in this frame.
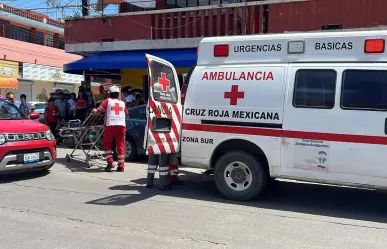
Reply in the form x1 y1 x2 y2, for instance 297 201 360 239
104 162 114 172
146 174 154 188
116 167 125 172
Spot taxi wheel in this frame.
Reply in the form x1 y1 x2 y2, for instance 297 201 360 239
214 151 268 201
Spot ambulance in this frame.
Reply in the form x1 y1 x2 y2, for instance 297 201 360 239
145 30 387 201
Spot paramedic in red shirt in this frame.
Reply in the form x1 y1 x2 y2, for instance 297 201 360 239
92 86 128 172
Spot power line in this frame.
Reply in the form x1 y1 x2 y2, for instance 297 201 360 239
1 0 226 32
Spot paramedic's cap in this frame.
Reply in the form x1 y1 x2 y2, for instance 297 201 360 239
109 86 120 93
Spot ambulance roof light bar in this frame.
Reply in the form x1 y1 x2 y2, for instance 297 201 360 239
364 39 385 53
214 44 229 57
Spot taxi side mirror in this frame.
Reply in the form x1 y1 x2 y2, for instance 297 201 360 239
30 112 40 120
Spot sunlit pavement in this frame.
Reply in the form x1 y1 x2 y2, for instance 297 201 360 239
1 147 387 249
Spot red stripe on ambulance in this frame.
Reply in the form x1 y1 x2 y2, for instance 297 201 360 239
160 102 176 153
149 101 168 154
182 123 387 145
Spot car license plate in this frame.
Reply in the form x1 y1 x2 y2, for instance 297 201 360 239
24 153 39 163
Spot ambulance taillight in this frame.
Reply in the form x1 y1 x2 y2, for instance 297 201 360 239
214 44 229 57
364 39 385 53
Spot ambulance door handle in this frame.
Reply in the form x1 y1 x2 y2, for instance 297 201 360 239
385 118 387 135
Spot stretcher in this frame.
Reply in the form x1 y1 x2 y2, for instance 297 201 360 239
59 113 105 168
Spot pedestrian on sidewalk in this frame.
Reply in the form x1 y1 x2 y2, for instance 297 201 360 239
92 86 128 172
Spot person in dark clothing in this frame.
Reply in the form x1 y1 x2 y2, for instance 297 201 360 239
78 85 85 97
135 93 146 105
146 154 172 191
76 91 88 122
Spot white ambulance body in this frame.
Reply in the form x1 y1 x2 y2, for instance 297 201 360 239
145 30 387 201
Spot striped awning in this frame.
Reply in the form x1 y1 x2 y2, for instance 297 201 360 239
0 78 18 89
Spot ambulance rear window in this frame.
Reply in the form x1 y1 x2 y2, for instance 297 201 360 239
150 61 178 104
341 70 387 111
293 69 336 109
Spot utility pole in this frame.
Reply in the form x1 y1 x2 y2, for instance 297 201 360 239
81 0 89 17
81 0 91 89
59 0 64 20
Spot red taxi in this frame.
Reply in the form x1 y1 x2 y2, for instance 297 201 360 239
0 99 56 174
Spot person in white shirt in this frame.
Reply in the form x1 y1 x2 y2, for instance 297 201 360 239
67 93 77 119
92 86 128 172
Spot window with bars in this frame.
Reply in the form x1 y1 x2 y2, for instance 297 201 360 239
11 25 30 42
46 33 54 47
36 31 45 45
59 38 65 49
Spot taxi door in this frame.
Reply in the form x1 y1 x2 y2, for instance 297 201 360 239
144 54 183 155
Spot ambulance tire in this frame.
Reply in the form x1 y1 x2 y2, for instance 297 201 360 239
214 151 268 201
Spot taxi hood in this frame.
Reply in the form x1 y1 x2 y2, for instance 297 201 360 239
0 120 48 133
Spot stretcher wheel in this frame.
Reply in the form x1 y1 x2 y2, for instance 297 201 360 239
66 154 71 162
85 156 91 168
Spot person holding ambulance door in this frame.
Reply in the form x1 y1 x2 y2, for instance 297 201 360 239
92 86 128 172
145 67 183 190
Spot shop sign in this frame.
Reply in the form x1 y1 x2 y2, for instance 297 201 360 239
22 63 84 84
0 60 18 79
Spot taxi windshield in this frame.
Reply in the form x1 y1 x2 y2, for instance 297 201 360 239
0 99 28 120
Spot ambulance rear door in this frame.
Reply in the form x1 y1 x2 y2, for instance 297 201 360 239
144 54 183 155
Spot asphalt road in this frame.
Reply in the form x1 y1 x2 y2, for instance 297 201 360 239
1 147 387 249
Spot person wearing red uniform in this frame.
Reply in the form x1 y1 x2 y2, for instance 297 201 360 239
92 86 128 172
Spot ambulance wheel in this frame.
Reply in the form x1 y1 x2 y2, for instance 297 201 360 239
214 151 268 201
124 138 137 162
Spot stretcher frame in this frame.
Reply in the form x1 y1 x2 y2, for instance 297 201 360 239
59 113 105 168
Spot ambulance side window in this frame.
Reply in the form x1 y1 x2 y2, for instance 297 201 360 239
293 69 336 109
150 61 178 104
341 70 387 111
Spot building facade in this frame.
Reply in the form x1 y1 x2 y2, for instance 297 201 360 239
64 0 387 91
0 4 85 101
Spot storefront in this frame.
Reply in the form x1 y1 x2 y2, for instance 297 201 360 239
11 79 34 101
23 63 84 102
0 60 19 98
63 49 197 92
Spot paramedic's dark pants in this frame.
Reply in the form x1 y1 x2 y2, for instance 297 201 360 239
47 121 58 137
146 154 170 187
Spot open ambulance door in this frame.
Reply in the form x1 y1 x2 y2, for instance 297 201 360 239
144 54 183 155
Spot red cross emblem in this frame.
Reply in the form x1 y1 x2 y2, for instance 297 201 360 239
224 85 245 105
111 103 123 115
158 72 170 92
